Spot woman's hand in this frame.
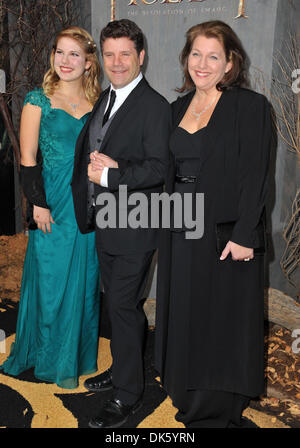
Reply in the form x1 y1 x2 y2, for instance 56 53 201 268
90 152 104 171
220 240 254 262
88 163 103 185
33 205 55 234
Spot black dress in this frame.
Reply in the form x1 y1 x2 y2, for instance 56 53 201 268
163 126 251 428
155 89 271 429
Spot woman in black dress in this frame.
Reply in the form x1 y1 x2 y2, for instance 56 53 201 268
155 21 271 428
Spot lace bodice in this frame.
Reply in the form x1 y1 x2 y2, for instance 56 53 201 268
24 88 89 169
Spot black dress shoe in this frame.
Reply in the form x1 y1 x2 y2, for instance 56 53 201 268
88 398 143 428
84 368 113 392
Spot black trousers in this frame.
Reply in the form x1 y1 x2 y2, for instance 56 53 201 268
98 248 155 405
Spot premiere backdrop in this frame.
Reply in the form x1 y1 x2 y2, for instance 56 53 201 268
9 0 299 300
87 0 300 300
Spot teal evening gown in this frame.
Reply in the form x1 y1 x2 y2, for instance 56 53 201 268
0 88 100 388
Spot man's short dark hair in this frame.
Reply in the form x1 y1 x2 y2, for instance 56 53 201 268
100 19 145 55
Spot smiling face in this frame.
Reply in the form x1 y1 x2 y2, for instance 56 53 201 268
188 35 232 93
54 36 91 82
102 37 145 89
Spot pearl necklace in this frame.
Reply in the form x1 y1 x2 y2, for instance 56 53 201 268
191 94 218 120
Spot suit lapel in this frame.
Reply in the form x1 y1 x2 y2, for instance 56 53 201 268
174 89 237 179
100 78 148 153
73 89 109 170
79 88 109 145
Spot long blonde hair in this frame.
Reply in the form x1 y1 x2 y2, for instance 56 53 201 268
43 26 101 105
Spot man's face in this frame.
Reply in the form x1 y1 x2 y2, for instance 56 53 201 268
102 37 145 89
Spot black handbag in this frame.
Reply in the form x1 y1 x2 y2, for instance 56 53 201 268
216 220 266 256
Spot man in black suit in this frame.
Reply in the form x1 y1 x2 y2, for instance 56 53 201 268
71 19 171 428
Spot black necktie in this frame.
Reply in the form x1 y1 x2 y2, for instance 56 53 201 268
102 90 116 126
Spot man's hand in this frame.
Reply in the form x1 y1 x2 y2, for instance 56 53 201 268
90 151 119 169
220 240 254 261
33 205 55 234
88 163 103 185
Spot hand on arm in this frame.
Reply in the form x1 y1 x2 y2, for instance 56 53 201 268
88 152 118 185
90 151 119 169
88 162 103 185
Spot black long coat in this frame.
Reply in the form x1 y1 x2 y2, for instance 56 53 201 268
155 87 271 397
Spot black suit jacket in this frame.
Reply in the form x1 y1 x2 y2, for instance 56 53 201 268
72 77 171 254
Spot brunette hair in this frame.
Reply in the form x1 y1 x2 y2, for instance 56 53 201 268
43 26 101 105
100 19 144 55
177 20 249 93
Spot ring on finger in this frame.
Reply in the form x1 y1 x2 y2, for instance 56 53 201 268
244 258 250 261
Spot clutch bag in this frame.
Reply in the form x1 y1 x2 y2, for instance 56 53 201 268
216 220 266 256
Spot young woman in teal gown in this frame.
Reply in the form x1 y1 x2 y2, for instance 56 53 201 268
0 27 101 388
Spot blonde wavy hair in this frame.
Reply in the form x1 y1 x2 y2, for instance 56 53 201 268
43 26 101 105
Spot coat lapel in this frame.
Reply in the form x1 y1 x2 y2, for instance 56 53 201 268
172 91 194 131
203 88 237 157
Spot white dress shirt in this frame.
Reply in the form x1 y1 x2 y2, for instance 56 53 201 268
100 72 143 187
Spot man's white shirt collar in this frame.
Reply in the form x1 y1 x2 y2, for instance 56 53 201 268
106 72 143 117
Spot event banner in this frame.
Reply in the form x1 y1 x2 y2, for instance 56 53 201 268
92 0 278 101
113 0 248 20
